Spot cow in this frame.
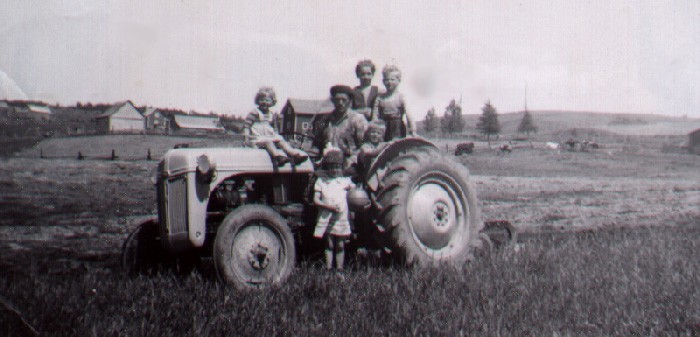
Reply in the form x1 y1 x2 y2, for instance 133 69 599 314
580 141 590 152
454 142 475 156
498 143 512 155
545 142 560 150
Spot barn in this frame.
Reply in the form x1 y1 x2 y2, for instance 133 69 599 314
689 128 700 155
143 107 170 130
280 98 333 140
95 101 145 133
171 114 224 134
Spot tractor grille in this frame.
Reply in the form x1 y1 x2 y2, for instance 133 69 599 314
165 177 188 235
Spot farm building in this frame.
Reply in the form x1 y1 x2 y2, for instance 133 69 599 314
26 102 52 116
95 101 145 133
689 128 700 155
280 98 333 140
171 114 224 134
143 107 170 130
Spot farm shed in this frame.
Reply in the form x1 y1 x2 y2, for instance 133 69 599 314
27 102 52 115
95 101 145 133
143 107 170 130
280 98 333 140
171 114 224 134
689 128 700 155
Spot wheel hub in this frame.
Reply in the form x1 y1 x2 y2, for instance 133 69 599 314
230 223 285 284
432 202 450 228
248 243 270 270
409 181 459 250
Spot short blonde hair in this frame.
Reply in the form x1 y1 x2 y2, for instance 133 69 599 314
382 65 402 81
364 120 386 142
254 87 277 106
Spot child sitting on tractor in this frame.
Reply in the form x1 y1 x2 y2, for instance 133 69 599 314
313 146 355 271
244 87 307 166
357 119 388 174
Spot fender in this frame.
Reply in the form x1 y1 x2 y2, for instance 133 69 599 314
364 137 437 192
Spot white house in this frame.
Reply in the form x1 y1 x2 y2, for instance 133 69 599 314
95 101 145 133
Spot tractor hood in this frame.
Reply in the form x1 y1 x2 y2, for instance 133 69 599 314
160 147 314 177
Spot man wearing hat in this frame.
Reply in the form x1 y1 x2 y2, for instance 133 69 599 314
313 85 368 172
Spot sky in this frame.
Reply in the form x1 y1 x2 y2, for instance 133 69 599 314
1 0 699 119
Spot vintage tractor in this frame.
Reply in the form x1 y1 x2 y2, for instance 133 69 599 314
122 137 486 289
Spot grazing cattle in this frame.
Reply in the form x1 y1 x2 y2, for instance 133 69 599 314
454 142 475 156
580 141 590 152
545 142 560 150
498 143 512 155
565 138 578 151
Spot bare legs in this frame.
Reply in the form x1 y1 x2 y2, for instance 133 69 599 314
324 234 347 270
255 137 308 166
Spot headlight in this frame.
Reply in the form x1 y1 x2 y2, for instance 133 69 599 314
196 154 216 184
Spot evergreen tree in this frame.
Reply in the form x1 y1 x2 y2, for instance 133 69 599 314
476 100 501 147
517 109 537 136
440 108 451 134
439 99 464 134
447 99 464 134
422 107 438 133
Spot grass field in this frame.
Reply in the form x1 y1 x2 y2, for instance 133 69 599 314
1 136 699 335
15 134 244 160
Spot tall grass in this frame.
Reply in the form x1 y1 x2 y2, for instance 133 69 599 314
3 225 699 336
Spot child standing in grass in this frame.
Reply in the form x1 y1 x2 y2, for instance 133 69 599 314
373 65 414 141
313 147 355 270
244 87 307 166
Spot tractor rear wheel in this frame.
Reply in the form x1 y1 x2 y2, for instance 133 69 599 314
213 205 296 290
121 219 200 276
375 150 482 266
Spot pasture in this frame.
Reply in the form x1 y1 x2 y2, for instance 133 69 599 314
1 136 699 335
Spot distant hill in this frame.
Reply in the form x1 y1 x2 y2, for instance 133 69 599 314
436 110 700 136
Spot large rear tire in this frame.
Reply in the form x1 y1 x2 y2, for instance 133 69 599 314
121 220 164 275
375 150 482 266
121 219 200 276
213 205 296 290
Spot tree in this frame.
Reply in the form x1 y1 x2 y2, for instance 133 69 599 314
447 99 464 134
517 109 537 136
476 100 500 147
422 107 438 133
439 99 464 134
440 110 451 134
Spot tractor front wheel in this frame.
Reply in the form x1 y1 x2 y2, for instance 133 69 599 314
213 205 296 290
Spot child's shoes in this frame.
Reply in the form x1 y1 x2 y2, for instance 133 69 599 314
291 153 308 165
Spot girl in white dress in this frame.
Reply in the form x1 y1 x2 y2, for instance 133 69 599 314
313 147 356 270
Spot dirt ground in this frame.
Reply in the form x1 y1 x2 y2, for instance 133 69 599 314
0 146 699 274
